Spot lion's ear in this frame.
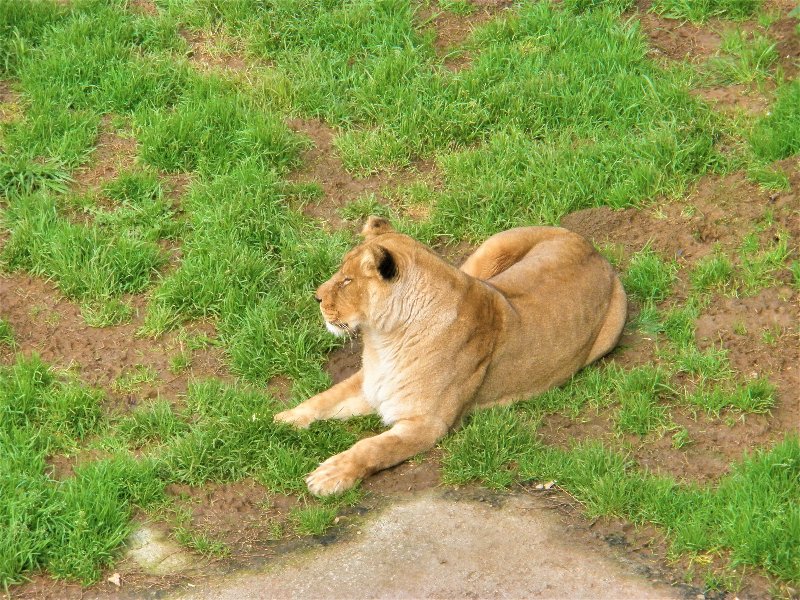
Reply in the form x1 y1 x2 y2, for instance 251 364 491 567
360 245 398 281
361 216 394 240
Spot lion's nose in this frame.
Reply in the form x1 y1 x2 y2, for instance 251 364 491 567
314 295 322 304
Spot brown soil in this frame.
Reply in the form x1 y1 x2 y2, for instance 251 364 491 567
286 118 439 229
0 273 230 423
70 116 139 195
166 480 273 551
0 79 22 125
636 2 722 63
180 30 249 72
770 10 800 78
417 0 514 70
128 0 158 16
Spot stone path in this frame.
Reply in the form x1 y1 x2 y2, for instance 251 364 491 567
170 490 685 600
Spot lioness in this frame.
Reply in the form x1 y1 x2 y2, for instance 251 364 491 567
275 216 627 496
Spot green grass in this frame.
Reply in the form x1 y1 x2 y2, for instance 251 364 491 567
1 192 165 301
691 249 734 293
112 365 159 394
1 0 796 593
114 399 190 448
650 0 762 22
443 416 800 585
290 504 339 536
623 245 678 304
172 526 230 557
0 354 371 587
705 29 777 85
0 318 14 348
736 230 791 295
750 79 800 162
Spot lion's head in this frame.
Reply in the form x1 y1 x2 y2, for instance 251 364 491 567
315 216 401 336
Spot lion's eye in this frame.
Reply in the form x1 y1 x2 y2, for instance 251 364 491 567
341 277 352 287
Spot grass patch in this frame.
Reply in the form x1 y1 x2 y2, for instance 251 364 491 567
623 244 678 304
736 230 791 295
290 504 339 536
649 0 762 22
443 422 800 586
704 29 777 84
0 318 15 348
750 79 800 162
1 192 164 301
114 399 190 448
691 248 734 293
172 526 230 557
112 365 159 395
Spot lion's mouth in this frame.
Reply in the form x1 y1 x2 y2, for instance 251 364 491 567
325 320 358 337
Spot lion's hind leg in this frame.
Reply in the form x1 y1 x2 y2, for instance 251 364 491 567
459 227 564 280
585 276 627 366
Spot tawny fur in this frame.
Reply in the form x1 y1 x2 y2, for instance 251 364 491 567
274 216 627 496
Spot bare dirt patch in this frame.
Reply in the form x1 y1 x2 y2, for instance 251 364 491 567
0 273 230 415
129 0 158 16
180 30 249 72
416 0 514 70
557 162 799 483
691 84 771 114
166 480 273 551
769 10 800 78
70 116 138 195
286 118 439 229
636 7 722 63
0 80 22 125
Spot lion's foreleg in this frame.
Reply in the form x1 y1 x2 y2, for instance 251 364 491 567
305 416 449 496
273 370 371 428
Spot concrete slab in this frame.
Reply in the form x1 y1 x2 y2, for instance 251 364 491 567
178 490 682 599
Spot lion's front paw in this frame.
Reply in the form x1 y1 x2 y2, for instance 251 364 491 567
274 406 316 429
305 453 362 497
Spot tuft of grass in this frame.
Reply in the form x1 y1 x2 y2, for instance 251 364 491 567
624 244 678 304
290 504 339 536
0 318 15 348
115 399 189 448
615 368 671 435
650 0 762 22
750 79 800 162
0 155 73 198
94 170 179 242
112 365 158 394
80 298 134 328
705 29 777 85
691 249 734 293
441 408 536 489
736 231 791 295
0 0 67 76
173 527 230 557
672 427 692 449
137 76 306 177
1 192 165 301
746 164 790 191
684 378 775 416
169 352 192 375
